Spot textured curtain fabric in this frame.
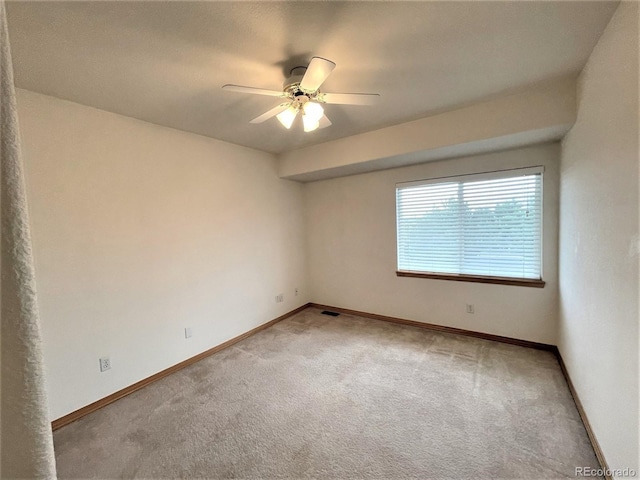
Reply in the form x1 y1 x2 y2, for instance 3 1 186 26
0 1 57 477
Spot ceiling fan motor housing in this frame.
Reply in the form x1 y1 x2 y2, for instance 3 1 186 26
284 68 321 108
283 66 307 90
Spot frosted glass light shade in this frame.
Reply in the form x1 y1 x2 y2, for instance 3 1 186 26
302 113 319 132
276 106 297 129
303 101 324 122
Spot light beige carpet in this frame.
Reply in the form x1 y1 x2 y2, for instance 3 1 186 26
54 308 601 479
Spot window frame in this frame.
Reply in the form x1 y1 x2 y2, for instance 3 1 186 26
395 166 545 288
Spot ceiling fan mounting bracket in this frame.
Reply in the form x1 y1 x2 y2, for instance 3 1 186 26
289 66 307 76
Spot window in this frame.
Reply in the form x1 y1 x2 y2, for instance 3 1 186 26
396 167 544 287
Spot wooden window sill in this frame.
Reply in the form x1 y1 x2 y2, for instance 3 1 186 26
396 270 545 288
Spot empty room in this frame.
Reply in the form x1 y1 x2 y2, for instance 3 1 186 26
1 1 638 479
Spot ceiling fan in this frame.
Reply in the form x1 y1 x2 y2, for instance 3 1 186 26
222 57 380 133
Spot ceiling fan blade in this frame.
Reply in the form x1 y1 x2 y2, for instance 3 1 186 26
321 92 380 106
318 114 332 129
299 57 336 92
250 103 291 124
222 84 285 97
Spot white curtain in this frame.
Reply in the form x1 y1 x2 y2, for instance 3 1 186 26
1 1 57 477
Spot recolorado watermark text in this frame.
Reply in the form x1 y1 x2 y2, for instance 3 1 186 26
576 467 637 477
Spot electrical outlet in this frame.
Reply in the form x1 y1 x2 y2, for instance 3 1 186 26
466 304 475 314
185 327 193 339
295 288 299 297
275 294 284 303
99 357 111 372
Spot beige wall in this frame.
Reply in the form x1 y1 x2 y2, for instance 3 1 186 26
305 143 560 345
559 2 639 476
17 89 309 420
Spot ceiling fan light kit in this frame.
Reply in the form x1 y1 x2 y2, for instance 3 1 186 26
302 113 319 133
222 56 380 133
276 106 298 129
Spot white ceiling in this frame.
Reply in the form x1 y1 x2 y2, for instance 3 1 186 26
7 1 618 154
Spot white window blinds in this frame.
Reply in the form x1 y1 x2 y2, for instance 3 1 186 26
396 167 543 280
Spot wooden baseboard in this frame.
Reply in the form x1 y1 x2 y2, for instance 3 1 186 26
52 301 611 480
51 303 310 430
310 302 612 478
555 349 612 480
309 303 556 351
